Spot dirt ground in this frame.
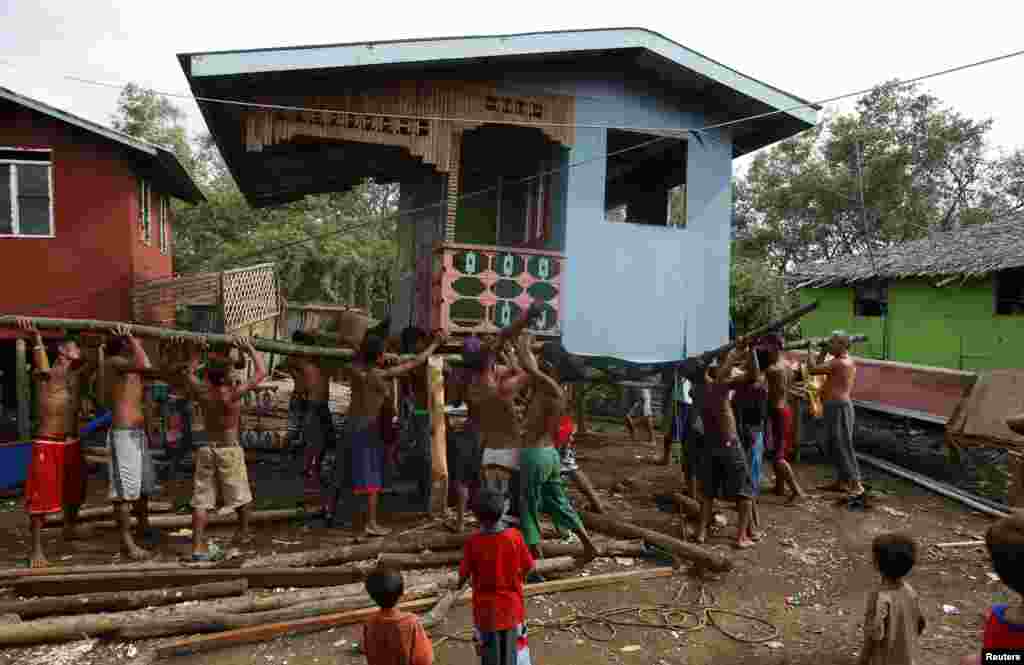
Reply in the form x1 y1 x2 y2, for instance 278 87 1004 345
0 421 1000 665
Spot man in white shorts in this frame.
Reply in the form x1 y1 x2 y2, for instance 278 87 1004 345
625 385 655 444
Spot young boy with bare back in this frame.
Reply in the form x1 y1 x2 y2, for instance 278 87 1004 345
515 335 599 564
339 331 444 539
16 318 101 568
175 336 265 560
697 339 760 549
809 331 865 507
104 325 160 561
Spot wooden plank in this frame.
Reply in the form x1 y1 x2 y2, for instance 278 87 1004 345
0 560 227 582
156 563 672 658
0 580 247 619
852 400 949 426
43 502 174 526
10 565 365 597
60 508 300 532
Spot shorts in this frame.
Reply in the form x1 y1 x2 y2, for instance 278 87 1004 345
474 622 531 665
558 439 578 475
628 389 653 418
192 440 253 511
519 447 583 546
347 422 384 496
766 405 795 464
699 438 753 500
107 428 157 502
448 428 483 485
683 431 704 480
482 447 521 473
24 437 86 515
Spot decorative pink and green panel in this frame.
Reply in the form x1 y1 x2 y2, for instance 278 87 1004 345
433 243 564 336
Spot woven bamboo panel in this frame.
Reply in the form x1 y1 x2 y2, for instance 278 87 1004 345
241 81 575 171
222 263 280 332
131 272 220 324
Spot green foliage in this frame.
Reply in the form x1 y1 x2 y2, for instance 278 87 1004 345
111 84 398 317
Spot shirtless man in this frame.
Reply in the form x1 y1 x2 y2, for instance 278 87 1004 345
104 325 158 560
287 331 336 518
763 335 807 503
625 385 656 445
809 331 865 506
175 336 265 559
340 330 444 539
516 335 599 563
16 319 101 567
397 327 433 502
462 303 544 524
697 340 760 549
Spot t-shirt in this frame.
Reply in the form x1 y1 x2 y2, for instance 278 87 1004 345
984 604 1024 649
362 611 434 665
460 527 535 631
861 583 924 665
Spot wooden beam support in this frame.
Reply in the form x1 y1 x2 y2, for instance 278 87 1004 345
580 511 733 573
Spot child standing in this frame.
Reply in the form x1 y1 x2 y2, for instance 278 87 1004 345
960 514 1024 665
362 567 434 665
453 488 535 665
858 533 925 665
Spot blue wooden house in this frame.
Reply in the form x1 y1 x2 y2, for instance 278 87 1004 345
179 28 816 362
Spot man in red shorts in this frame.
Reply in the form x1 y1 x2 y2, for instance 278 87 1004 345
763 334 806 503
16 318 102 568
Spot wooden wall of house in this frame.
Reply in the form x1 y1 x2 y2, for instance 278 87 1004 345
0 100 175 323
801 277 1024 372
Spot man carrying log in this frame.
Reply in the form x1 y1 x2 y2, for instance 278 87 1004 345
175 336 266 560
697 340 760 549
516 335 599 564
809 331 865 508
280 334 312 451
15 318 102 568
287 330 337 519
462 303 544 524
339 331 445 539
104 325 159 561
763 334 807 503
397 326 434 500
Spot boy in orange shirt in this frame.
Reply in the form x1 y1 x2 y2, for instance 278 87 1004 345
453 487 535 665
362 567 434 665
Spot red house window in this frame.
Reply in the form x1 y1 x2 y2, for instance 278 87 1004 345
0 148 53 237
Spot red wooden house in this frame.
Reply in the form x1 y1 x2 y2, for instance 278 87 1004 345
0 85 204 432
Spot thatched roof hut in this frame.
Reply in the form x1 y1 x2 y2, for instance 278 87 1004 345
790 218 1024 288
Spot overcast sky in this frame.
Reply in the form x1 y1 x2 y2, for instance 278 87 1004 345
3 0 1023 175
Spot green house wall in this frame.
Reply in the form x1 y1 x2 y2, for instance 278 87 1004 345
800 277 1024 371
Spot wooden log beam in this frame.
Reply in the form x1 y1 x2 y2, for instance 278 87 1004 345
42 502 174 526
580 511 733 573
240 533 472 569
156 561 670 658
64 507 301 532
376 540 645 570
0 580 247 620
9 565 366 597
0 560 230 583
783 334 868 352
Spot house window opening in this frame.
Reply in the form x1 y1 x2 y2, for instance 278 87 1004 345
0 149 53 237
853 280 888 317
996 267 1024 315
603 129 686 229
138 178 151 243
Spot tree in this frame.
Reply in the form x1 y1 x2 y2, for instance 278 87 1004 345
111 83 195 174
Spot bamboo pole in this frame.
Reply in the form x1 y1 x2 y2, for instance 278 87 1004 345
0 580 247 620
698 301 819 362
241 532 471 569
15 338 29 439
783 334 869 352
42 501 174 526
55 507 301 533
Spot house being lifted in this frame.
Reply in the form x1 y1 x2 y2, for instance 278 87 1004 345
178 28 817 363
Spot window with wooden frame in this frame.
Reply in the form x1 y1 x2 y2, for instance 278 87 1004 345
853 280 888 317
995 267 1024 315
158 195 169 254
0 148 54 237
137 178 151 244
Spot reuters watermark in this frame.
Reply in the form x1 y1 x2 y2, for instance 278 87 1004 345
984 650 1024 663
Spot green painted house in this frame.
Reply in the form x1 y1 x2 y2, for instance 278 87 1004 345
792 219 1024 372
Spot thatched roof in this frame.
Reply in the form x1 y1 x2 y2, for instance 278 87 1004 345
790 218 1024 287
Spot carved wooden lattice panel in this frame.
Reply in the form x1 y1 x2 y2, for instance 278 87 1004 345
221 263 280 332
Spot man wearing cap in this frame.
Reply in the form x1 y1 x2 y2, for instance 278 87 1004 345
809 331 865 508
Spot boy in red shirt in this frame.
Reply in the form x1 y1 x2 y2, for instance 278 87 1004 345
960 513 1024 665
453 488 535 665
361 567 434 665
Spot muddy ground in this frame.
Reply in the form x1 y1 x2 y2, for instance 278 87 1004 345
0 417 1003 665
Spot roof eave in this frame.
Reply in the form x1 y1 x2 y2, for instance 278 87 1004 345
179 27 817 128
